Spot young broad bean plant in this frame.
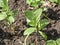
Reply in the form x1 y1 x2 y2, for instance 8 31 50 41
23 0 50 45
0 0 18 34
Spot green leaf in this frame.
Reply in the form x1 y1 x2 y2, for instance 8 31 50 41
39 31 47 40
26 18 31 23
31 2 38 8
58 0 60 4
26 0 41 7
2 0 8 6
26 0 36 5
46 40 56 45
24 27 36 35
8 11 13 16
0 0 4 7
28 20 36 26
42 7 47 11
0 12 7 20
25 10 37 26
2 0 9 10
25 10 34 20
25 8 43 27
56 38 60 45
50 0 58 3
50 0 60 5
8 16 14 24
26 0 32 5
36 0 40 2
33 8 43 24
38 19 49 30
30 43 34 45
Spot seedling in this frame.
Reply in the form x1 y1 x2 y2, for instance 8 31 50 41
23 0 50 45
0 0 18 34
23 8 49 45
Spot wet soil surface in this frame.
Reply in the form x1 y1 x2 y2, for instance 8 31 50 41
0 0 60 45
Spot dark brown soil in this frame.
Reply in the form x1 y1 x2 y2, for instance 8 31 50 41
0 0 60 45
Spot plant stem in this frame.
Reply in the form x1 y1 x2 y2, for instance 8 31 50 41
43 14 50 19
43 14 51 22
10 24 15 35
35 36 38 45
35 24 39 45
24 35 29 45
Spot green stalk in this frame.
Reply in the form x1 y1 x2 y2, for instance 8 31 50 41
35 22 39 45
10 24 15 35
43 14 51 22
24 35 29 45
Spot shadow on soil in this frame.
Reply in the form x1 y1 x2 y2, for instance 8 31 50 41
45 7 60 20
42 29 60 40
0 28 13 45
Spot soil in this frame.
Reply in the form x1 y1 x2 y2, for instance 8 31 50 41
0 0 60 45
